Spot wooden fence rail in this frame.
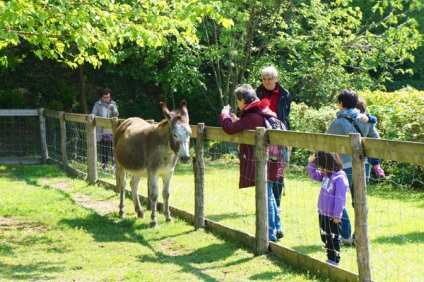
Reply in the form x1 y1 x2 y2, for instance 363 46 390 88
2 108 424 282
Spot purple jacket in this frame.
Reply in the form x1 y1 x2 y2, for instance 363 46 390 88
307 161 348 220
219 99 283 188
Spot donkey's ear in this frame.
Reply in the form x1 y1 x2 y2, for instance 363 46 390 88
180 100 188 119
160 102 172 121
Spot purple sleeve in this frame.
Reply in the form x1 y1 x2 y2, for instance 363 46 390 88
307 161 324 182
331 175 349 220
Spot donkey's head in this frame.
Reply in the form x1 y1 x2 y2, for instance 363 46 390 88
160 100 191 164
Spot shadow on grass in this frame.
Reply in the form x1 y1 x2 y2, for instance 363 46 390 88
206 212 254 222
138 242 250 281
372 231 424 244
0 261 66 281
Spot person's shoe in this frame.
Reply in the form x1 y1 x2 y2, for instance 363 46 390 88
341 238 354 246
374 164 385 178
276 230 284 239
326 260 339 267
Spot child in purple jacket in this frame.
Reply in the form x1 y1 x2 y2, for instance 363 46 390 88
307 151 349 267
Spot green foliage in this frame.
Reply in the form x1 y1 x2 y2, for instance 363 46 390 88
359 88 424 142
0 0 231 68
289 88 424 188
0 88 25 108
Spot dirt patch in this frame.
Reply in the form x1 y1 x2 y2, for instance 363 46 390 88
0 216 47 232
40 178 117 216
71 192 117 216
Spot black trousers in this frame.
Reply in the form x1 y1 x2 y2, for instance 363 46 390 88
319 214 341 263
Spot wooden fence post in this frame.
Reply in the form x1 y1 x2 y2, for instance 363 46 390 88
86 114 97 184
350 133 372 282
38 108 48 164
255 127 268 255
194 123 205 230
59 111 68 170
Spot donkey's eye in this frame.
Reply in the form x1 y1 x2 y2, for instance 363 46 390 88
173 133 178 139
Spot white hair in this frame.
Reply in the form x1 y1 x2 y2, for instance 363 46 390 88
261 66 278 78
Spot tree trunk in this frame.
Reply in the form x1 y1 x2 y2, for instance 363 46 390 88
78 64 88 114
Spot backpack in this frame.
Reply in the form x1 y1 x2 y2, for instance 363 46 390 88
263 117 286 161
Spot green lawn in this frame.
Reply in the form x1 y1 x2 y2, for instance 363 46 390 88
0 164 322 282
2 162 423 281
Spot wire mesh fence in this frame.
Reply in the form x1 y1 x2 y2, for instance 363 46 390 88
1 108 423 282
0 113 41 158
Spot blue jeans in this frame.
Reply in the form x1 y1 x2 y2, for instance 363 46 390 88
340 164 370 239
268 181 282 241
272 178 284 208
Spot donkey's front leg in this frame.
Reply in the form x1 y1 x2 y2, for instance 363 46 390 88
162 171 174 222
148 173 159 228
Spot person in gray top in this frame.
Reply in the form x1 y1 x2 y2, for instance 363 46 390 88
326 89 379 245
92 88 119 172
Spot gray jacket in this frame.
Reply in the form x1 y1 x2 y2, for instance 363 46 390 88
92 99 119 142
326 108 379 169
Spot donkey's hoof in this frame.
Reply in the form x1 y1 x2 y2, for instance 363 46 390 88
150 221 157 228
119 211 126 219
137 211 144 219
165 217 172 223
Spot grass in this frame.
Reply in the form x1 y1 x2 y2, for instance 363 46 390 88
0 165 322 282
2 162 423 281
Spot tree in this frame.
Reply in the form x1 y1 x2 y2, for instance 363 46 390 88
197 0 422 109
0 0 232 112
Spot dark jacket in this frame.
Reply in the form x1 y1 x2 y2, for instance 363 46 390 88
256 83 291 130
219 99 283 188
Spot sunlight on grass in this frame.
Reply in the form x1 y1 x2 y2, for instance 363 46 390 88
2 164 423 281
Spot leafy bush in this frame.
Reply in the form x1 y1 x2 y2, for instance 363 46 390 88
289 88 424 189
0 88 25 108
359 88 424 142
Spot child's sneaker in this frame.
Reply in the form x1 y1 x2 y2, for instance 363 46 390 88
326 260 339 267
374 164 385 178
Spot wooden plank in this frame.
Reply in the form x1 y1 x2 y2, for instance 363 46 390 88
0 109 38 116
205 126 256 145
95 117 113 128
363 138 424 165
194 123 205 229
0 157 42 165
205 220 256 248
268 131 352 154
254 128 268 255
350 134 372 281
64 113 87 123
45 109 61 119
270 244 358 281
39 108 48 164
190 125 198 138
86 114 97 184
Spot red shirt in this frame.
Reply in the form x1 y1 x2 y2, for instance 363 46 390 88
262 87 280 115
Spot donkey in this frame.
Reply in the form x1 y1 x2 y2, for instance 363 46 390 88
113 100 191 227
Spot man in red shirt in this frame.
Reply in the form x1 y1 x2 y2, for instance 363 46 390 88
256 66 292 212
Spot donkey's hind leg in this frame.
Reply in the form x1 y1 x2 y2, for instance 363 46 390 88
116 166 127 218
130 175 144 219
148 174 159 228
